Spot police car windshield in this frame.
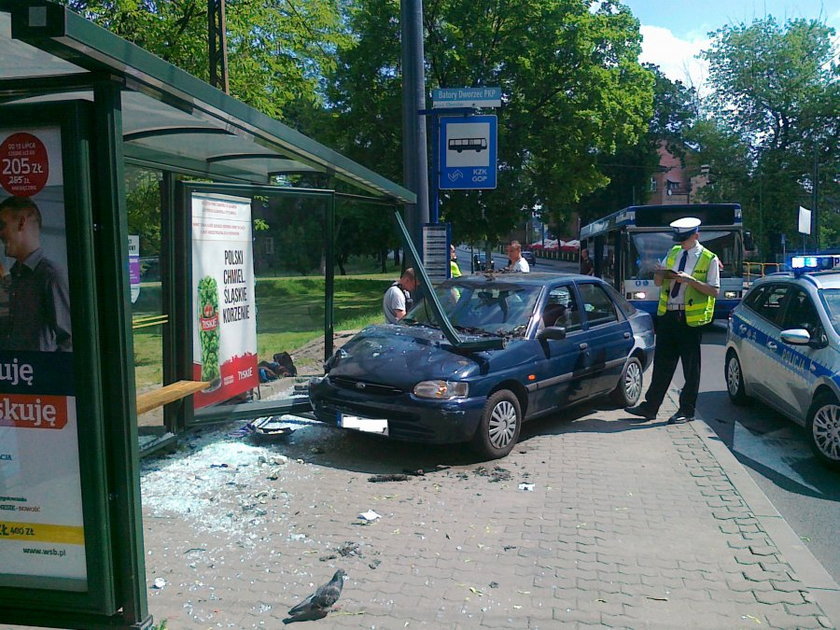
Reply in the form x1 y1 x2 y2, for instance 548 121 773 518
820 289 840 336
407 282 541 337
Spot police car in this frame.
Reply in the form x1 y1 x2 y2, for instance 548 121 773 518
725 255 840 469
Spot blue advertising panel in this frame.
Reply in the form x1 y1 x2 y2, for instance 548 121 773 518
438 115 497 190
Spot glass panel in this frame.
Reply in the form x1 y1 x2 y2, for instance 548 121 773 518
543 285 582 332
820 289 840 336
628 232 673 279
696 230 741 278
126 167 165 436
578 282 619 326
753 284 789 327
406 281 541 338
628 229 742 280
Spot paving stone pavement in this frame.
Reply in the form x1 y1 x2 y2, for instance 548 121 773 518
4 390 837 630
128 391 839 630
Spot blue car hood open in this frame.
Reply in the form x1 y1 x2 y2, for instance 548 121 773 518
327 324 492 386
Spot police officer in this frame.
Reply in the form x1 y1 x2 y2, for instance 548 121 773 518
625 217 720 424
450 244 462 278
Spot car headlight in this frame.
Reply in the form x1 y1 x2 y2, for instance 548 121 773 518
633 291 646 299
724 290 739 299
413 380 469 399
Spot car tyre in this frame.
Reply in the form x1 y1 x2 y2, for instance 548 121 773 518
472 389 521 460
806 392 840 470
610 356 643 407
725 351 750 405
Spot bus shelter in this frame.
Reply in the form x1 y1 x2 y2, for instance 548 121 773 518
0 1 420 628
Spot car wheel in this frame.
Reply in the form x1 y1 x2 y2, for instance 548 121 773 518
725 351 750 405
610 356 643 407
472 389 522 460
806 393 840 470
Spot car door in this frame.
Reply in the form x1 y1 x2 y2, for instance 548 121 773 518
530 284 590 412
575 281 633 397
735 283 791 409
772 287 827 422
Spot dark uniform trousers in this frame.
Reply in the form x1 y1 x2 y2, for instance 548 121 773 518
643 310 704 416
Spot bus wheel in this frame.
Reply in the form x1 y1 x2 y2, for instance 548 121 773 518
610 356 643 407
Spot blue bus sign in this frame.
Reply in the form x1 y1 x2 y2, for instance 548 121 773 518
438 115 497 190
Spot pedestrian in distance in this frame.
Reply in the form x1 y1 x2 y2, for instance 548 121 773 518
579 247 594 275
504 240 530 273
450 244 462 278
624 217 720 424
383 267 418 324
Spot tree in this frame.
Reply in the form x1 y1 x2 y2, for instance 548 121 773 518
326 0 653 248
698 17 839 256
60 0 351 121
573 65 699 226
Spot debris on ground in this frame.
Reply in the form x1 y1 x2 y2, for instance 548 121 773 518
357 509 381 522
368 473 409 482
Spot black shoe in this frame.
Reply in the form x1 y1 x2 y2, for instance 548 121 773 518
666 412 694 425
624 404 657 420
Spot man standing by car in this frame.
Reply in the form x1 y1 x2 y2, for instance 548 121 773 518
505 240 530 273
383 267 418 324
625 217 719 424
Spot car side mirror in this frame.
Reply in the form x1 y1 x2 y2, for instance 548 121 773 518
780 328 810 346
744 230 755 251
537 326 567 341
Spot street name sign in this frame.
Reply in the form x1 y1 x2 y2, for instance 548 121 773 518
432 87 501 109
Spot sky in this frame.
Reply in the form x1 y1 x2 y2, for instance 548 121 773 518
621 0 840 90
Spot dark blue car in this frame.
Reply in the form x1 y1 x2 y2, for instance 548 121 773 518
310 273 655 459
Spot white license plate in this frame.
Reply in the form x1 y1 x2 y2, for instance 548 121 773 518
339 414 389 435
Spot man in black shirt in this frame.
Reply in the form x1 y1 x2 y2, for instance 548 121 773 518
0 196 72 352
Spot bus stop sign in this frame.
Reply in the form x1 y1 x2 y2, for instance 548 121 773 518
438 115 497 190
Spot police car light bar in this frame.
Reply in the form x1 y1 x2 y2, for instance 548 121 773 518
790 255 840 274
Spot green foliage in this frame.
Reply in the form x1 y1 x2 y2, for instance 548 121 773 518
125 168 161 256
573 65 698 227
61 0 351 119
326 0 653 246
697 17 839 256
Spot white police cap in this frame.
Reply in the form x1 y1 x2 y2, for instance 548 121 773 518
670 216 701 242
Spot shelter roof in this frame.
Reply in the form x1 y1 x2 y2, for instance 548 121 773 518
0 1 415 203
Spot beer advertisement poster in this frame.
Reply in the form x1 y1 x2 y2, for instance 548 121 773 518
190 193 259 408
0 126 86 590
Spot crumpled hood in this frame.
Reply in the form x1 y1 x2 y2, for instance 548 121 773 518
326 324 487 387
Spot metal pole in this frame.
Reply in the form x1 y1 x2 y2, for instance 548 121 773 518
813 145 819 251
400 0 430 260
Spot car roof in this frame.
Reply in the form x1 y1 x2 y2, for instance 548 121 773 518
445 272 592 286
755 271 840 291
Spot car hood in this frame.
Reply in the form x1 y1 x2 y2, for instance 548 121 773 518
326 324 493 386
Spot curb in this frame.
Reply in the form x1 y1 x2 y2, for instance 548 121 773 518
690 413 840 627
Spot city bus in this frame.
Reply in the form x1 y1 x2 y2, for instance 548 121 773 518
579 204 753 319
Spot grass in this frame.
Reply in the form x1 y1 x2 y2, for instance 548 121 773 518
131 272 395 391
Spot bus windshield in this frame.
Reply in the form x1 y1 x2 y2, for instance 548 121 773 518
628 229 742 280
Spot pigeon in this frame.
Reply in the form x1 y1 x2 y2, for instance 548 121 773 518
283 569 347 624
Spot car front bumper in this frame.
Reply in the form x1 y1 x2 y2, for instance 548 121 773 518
308 376 486 444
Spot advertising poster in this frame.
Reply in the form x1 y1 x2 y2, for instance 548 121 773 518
0 127 87 590
128 234 140 304
191 193 259 408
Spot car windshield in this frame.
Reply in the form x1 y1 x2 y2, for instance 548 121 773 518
820 288 840 336
405 282 541 338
